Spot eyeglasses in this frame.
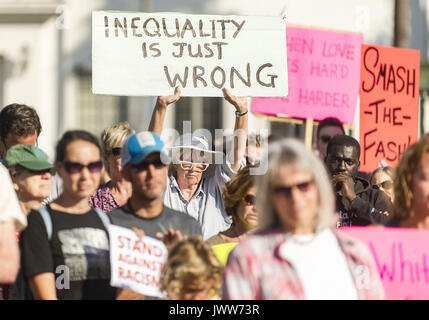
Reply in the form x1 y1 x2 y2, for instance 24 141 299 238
133 159 166 171
273 180 314 198
179 161 209 172
243 194 256 206
372 180 393 190
63 161 103 174
107 147 121 157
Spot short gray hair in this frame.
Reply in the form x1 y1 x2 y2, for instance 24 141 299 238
255 138 336 233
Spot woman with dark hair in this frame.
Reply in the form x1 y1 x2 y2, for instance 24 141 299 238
19 130 116 300
206 165 257 246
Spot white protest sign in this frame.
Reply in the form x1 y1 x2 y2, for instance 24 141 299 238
92 10 288 97
109 225 168 298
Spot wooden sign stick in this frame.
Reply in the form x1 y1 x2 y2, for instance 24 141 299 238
305 118 314 149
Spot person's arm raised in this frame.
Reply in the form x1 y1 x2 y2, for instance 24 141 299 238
148 86 181 136
223 88 248 173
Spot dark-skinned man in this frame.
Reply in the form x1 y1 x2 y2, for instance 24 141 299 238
325 135 391 227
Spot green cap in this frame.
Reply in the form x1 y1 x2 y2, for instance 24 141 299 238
4 145 53 171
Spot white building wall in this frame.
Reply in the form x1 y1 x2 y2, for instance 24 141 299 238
0 18 58 159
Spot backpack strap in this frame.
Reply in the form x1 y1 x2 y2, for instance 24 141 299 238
94 208 111 231
37 207 53 241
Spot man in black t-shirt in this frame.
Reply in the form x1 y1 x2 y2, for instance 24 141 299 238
108 131 202 241
325 135 392 227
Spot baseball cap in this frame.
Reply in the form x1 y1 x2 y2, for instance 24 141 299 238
4 145 53 171
121 131 170 168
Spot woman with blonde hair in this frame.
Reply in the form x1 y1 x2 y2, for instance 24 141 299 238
387 134 429 228
369 166 395 203
222 138 385 300
90 122 135 212
161 237 222 300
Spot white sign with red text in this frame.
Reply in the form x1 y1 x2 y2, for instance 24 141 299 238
109 225 168 297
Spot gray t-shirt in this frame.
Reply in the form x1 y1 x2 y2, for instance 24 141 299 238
107 205 202 239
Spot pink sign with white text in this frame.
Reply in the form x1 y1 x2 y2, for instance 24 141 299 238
251 26 363 123
340 226 429 300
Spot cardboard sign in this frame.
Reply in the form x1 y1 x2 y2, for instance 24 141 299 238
251 26 363 123
340 226 429 300
359 45 420 172
109 225 168 298
92 11 288 97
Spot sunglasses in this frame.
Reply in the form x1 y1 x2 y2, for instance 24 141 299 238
179 161 209 172
372 180 393 190
30 168 56 176
107 147 121 157
320 135 334 143
63 161 103 174
243 194 256 206
133 159 166 171
273 180 314 198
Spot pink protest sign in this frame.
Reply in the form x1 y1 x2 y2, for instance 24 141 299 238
251 26 363 123
340 226 429 300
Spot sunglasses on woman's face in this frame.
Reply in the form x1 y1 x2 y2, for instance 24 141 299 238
107 147 121 157
320 135 334 143
372 180 393 190
243 194 256 206
63 161 103 174
28 168 56 176
273 180 314 198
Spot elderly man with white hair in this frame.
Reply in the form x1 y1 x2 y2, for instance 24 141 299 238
148 87 248 240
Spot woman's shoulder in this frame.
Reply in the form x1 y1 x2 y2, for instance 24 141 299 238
229 229 287 257
206 233 225 246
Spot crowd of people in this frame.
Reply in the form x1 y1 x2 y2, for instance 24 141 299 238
0 89 427 300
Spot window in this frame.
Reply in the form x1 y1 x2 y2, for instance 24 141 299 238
175 97 222 137
270 121 305 140
77 70 128 137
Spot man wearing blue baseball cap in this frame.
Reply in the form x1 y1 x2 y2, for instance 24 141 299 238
107 131 202 240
